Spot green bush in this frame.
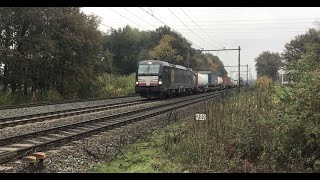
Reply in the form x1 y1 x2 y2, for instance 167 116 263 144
164 84 319 172
44 89 63 102
0 91 15 105
92 73 136 98
254 76 273 90
0 73 136 106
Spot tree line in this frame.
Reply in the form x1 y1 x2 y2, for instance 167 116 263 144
254 25 320 171
255 27 320 81
0 7 228 100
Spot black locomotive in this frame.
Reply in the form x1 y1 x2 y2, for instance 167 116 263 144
135 60 196 98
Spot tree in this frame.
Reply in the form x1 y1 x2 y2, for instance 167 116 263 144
149 34 183 64
255 51 282 81
281 43 320 169
103 25 152 75
193 53 228 76
0 7 107 99
150 26 193 67
282 28 320 64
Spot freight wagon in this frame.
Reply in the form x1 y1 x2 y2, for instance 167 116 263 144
197 71 224 90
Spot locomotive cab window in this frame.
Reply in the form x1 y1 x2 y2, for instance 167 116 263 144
138 64 160 75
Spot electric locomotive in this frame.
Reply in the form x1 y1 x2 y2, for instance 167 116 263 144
135 60 196 99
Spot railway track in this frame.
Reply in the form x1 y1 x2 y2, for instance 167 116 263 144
0 89 234 164
0 99 152 129
0 95 139 111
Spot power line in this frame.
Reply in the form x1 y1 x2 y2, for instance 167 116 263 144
165 22 317 26
162 17 320 23
184 8 239 59
110 8 147 31
180 8 240 67
193 31 311 33
107 21 317 26
123 7 158 29
177 27 314 30
139 7 202 49
179 8 225 49
100 22 113 29
167 8 217 49
139 7 171 29
81 9 113 30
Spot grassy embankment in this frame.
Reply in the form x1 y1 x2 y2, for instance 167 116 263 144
93 82 319 173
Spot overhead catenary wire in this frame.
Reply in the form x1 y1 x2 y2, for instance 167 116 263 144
192 30 311 33
123 7 158 29
139 7 171 29
100 22 113 29
179 8 225 49
106 21 317 26
182 8 240 66
176 27 315 30
110 7 147 31
139 7 202 49
80 8 114 30
162 17 320 23
167 7 218 49
184 8 239 62
184 8 239 66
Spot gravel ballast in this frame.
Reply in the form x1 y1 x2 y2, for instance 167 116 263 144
0 101 163 139
1 100 209 173
0 96 143 119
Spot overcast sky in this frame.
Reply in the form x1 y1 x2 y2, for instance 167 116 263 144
81 7 320 80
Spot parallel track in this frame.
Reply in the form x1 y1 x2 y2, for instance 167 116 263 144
0 99 152 129
0 95 139 111
0 89 234 164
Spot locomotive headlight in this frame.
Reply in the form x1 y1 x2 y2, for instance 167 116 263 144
158 80 162 85
136 81 139 85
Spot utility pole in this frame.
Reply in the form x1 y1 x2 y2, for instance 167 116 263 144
187 46 190 68
238 46 241 92
246 64 248 85
199 46 241 92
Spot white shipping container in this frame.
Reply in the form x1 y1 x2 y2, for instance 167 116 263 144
197 73 208 87
217 77 223 85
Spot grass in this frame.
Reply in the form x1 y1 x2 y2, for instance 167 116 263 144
0 73 136 106
92 129 184 173
93 84 319 173
274 85 291 99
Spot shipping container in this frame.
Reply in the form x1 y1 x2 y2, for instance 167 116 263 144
196 72 208 88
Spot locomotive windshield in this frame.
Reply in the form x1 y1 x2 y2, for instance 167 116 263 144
138 64 160 75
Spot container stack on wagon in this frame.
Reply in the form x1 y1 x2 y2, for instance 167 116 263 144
223 76 237 89
195 72 209 92
196 71 224 91
135 60 238 99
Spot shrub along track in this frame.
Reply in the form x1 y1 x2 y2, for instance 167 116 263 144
0 89 235 165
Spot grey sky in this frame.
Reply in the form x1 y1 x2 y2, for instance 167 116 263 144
81 7 320 80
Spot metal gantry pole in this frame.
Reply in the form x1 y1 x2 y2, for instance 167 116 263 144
247 64 249 85
198 46 241 91
238 46 241 92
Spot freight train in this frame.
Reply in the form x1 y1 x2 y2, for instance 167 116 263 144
135 60 237 99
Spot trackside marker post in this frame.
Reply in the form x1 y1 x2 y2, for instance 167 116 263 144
195 114 206 121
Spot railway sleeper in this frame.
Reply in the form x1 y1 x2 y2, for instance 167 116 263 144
23 140 43 145
67 129 83 133
58 131 77 136
0 91 232 164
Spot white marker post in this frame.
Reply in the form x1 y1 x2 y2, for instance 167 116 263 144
195 113 206 130
195 114 206 121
